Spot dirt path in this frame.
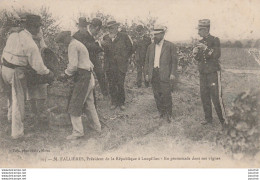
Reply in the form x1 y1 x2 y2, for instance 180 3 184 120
0 70 259 167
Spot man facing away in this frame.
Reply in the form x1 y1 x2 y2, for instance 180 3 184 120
192 19 226 127
7 14 49 125
73 17 108 98
145 26 178 123
1 14 53 139
55 31 101 140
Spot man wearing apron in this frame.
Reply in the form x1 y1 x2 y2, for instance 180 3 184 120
55 31 101 140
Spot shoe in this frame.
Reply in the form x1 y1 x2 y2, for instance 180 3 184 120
201 121 212 125
167 116 173 123
119 105 126 111
66 134 83 140
110 105 117 110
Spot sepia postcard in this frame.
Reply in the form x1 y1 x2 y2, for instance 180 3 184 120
0 0 259 168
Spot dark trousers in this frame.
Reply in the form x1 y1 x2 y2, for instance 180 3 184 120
200 71 226 124
93 59 108 96
136 61 149 87
151 68 172 117
106 68 126 106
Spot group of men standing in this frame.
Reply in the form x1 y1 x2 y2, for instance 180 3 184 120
0 13 226 140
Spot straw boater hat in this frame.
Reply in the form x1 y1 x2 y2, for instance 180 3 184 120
150 25 167 35
197 19 210 29
106 21 120 28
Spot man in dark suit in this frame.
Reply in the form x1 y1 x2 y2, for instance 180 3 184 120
193 19 226 127
102 21 133 110
73 17 108 98
134 25 151 88
145 26 178 123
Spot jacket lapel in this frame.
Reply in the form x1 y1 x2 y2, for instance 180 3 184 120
160 40 167 59
112 33 120 43
151 43 156 65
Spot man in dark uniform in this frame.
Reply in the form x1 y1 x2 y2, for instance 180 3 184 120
101 21 133 110
193 19 226 126
73 17 108 98
134 25 151 88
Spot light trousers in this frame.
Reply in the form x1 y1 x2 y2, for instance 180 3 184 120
70 74 101 136
2 66 26 138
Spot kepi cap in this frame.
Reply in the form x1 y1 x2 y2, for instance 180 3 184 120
197 19 210 29
106 21 120 28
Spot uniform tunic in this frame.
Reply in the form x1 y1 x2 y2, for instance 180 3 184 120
194 34 226 124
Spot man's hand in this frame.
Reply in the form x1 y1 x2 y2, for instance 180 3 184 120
145 75 149 81
170 74 175 81
46 71 55 84
197 43 207 51
192 47 199 56
101 39 109 47
57 73 69 83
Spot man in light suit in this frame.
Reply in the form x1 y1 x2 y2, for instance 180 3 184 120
145 26 178 123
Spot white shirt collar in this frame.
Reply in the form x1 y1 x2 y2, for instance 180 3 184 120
87 25 93 37
24 29 33 37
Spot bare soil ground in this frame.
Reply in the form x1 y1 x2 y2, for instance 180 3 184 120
0 48 259 168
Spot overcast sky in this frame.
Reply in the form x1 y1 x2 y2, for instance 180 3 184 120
1 0 260 42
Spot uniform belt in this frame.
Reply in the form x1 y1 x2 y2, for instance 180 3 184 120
2 58 25 69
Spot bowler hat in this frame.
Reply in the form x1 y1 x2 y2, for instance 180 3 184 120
106 21 120 28
25 14 43 27
19 12 32 22
91 18 102 27
77 17 89 27
197 19 210 29
55 31 71 43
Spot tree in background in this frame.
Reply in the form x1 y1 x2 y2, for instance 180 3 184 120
0 6 63 71
254 39 260 48
233 40 243 48
221 40 232 48
244 40 253 48
0 9 21 55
